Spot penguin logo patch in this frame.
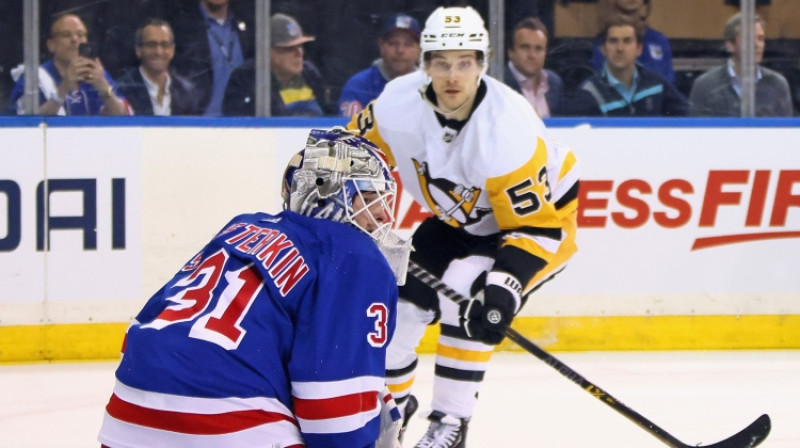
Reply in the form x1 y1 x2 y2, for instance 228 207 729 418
412 158 490 227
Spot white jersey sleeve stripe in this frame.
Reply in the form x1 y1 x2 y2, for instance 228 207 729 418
291 375 385 399
506 232 563 254
112 380 294 416
296 405 381 434
106 391 298 435
99 412 304 448
552 168 580 203
291 376 385 434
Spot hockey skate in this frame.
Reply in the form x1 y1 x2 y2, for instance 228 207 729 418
413 411 469 448
399 394 418 443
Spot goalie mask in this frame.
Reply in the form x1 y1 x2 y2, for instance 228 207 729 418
282 127 411 284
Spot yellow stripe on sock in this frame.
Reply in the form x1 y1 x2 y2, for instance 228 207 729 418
436 343 494 362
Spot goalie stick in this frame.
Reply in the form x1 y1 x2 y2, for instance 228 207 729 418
407 260 771 448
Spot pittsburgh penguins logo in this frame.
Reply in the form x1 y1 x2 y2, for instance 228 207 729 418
412 159 491 227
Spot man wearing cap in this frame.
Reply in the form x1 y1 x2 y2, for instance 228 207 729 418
338 13 421 117
222 13 332 116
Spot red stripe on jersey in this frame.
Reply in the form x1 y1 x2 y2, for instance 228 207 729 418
293 391 378 420
106 393 298 435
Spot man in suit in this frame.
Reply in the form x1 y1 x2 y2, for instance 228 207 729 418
503 17 564 117
170 0 254 116
116 19 201 116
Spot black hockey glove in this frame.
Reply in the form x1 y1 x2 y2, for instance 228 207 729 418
460 272 522 345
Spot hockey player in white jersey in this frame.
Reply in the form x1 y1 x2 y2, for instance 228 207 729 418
348 6 580 447
98 128 411 448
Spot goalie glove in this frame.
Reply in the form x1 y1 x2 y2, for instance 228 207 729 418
375 387 402 448
460 271 521 345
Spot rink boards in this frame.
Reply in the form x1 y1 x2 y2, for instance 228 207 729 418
1 118 799 361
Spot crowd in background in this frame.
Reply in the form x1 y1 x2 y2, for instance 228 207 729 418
1 0 798 117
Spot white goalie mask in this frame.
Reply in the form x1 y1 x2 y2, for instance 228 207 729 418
282 127 411 285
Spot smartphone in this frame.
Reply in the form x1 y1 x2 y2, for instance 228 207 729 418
78 42 96 59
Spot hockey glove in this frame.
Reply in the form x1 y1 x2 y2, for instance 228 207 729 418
375 387 402 448
461 272 521 345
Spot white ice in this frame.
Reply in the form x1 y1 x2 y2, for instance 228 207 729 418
1 350 798 447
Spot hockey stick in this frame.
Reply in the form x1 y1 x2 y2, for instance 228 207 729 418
407 260 771 448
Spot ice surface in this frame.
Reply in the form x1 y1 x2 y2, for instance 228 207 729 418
1 351 798 447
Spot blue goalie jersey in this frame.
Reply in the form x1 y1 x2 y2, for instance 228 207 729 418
98 211 398 448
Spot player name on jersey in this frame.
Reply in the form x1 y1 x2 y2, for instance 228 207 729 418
217 221 310 297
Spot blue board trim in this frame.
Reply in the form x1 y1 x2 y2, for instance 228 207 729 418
0 116 798 128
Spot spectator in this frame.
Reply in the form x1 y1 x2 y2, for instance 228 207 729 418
688 12 792 117
99 0 182 79
789 59 800 116
170 0 253 117
0 0 22 114
8 13 130 116
271 0 435 107
593 0 675 84
503 16 564 118
223 13 332 116
565 15 687 117
338 13 421 117
115 19 201 116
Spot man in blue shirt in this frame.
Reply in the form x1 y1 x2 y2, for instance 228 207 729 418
170 0 253 117
566 15 686 116
10 14 129 115
338 14 421 117
591 0 674 85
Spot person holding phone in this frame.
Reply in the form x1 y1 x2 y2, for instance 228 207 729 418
9 13 130 115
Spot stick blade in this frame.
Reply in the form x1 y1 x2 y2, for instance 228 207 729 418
695 414 771 448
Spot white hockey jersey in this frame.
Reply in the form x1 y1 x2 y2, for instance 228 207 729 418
348 71 579 291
